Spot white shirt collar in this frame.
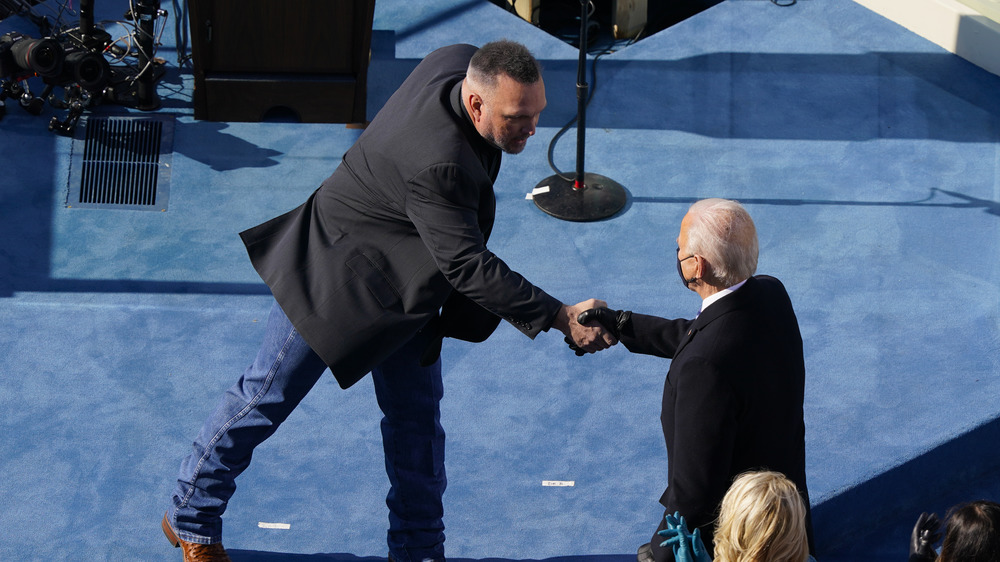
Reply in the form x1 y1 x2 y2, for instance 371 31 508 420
700 278 748 315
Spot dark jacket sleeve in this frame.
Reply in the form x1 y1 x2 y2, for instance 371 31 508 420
620 312 694 358
405 162 562 338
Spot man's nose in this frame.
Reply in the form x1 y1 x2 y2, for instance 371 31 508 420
525 117 538 136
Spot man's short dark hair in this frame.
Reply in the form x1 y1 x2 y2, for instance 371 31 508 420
469 40 541 85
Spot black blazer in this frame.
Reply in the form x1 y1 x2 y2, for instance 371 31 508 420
240 45 562 389
621 276 813 554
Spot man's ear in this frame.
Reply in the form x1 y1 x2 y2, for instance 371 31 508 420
693 255 707 280
467 92 484 122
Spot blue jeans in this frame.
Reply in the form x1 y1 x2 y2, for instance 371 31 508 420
169 300 446 562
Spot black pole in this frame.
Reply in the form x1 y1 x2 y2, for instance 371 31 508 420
531 0 627 222
78 0 94 44
134 0 161 110
574 0 588 189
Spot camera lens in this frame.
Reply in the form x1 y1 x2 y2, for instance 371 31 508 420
11 37 64 77
67 50 110 91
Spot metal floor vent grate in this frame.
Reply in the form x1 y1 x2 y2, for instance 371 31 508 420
68 115 174 210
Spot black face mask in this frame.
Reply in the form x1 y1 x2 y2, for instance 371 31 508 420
676 248 697 287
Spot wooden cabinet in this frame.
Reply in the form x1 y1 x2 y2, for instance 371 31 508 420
188 0 374 123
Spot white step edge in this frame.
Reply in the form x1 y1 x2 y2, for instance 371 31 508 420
853 0 1000 77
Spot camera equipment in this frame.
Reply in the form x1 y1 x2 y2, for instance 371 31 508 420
0 29 101 128
0 31 64 78
0 76 35 116
0 0 166 134
59 43 110 92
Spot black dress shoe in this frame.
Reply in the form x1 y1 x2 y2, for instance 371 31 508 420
637 542 655 562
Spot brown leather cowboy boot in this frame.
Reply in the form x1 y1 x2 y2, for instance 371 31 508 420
161 512 232 562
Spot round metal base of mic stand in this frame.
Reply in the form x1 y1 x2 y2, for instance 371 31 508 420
532 172 627 222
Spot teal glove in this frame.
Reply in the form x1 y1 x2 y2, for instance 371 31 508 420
658 512 712 562
687 528 711 562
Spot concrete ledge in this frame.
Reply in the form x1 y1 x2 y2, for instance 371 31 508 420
854 0 1000 77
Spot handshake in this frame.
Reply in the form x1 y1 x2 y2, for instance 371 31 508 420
556 299 632 356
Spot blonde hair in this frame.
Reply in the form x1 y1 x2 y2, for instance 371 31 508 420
713 471 810 562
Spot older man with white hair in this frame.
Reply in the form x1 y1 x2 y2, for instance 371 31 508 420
579 198 814 562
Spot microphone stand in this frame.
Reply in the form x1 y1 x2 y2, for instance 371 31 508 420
532 0 626 222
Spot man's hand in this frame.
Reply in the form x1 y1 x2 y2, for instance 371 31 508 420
552 299 617 354
577 306 631 340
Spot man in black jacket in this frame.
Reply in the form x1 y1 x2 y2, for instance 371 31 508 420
162 41 614 562
579 199 813 562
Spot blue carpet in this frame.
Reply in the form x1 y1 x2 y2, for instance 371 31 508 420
1 0 999 560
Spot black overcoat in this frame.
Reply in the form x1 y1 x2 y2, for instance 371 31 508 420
621 275 813 556
240 44 561 389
